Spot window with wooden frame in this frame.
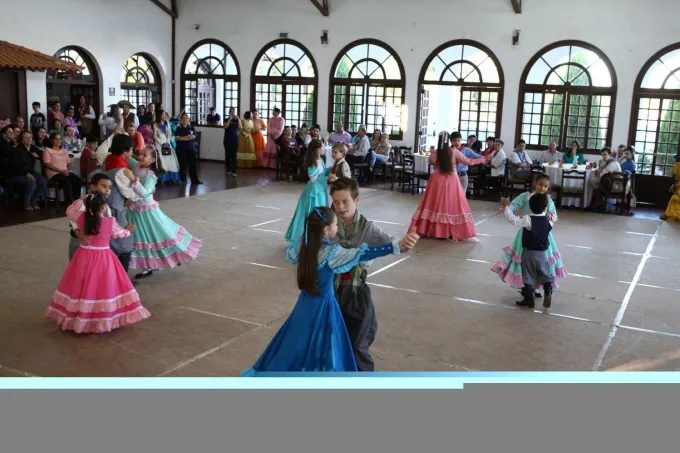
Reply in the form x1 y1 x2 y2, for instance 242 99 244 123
416 40 504 151
121 53 161 112
329 39 406 139
180 39 240 126
516 41 617 153
251 39 317 128
47 46 99 114
629 44 680 177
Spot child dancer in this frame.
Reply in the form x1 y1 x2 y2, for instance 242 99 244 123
126 147 202 279
491 173 567 299
330 177 418 371
501 193 555 309
660 154 680 221
330 143 351 179
243 207 419 374
284 140 336 243
409 131 486 240
46 192 150 333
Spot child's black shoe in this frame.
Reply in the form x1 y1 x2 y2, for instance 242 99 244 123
516 299 535 309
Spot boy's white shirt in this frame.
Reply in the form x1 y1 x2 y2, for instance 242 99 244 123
503 206 554 230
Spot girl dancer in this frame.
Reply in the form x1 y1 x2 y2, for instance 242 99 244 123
491 173 567 297
126 147 202 279
409 131 486 240
153 111 181 183
243 207 419 374
284 140 336 243
45 192 150 333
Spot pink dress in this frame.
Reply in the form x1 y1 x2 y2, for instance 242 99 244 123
409 149 486 240
45 216 150 333
262 116 284 169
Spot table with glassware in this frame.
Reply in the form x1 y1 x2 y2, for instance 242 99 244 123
541 162 596 207
323 145 333 166
414 152 432 173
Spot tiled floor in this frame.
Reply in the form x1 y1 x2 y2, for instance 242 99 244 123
1 163 679 376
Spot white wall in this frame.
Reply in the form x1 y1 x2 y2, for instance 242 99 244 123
1 0 172 116
175 0 680 158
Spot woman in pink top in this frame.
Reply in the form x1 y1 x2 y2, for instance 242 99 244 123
42 132 83 204
409 131 486 240
262 107 284 169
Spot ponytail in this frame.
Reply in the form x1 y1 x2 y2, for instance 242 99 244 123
83 192 107 236
297 206 336 295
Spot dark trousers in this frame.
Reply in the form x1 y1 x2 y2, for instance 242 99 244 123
336 273 377 372
50 172 82 204
177 148 199 183
11 172 47 206
521 283 553 304
224 140 238 173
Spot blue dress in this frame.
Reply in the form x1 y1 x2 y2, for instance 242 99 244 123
242 240 400 375
284 159 330 243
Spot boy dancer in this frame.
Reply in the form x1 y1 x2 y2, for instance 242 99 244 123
329 177 418 371
501 193 554 309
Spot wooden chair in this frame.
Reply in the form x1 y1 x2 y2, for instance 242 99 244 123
413 161 432 195
398 151 415 194
480 159 507 200
371 150 392 185
466 164 483 197
559 169 587 213
606 171 631 215
505 165 531 199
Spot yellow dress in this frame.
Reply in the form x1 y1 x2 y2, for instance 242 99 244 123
662 162 680 221
237 119 257 168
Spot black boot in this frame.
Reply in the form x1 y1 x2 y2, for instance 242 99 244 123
543 282 553 308
516 284 535 309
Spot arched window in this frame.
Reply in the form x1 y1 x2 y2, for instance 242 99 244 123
180 39 240 126
630 44 680 178
47 46 100 114
121 53 162 110
417 40 504 151
517 41 617 153
329 39 406 139
251 39 317 126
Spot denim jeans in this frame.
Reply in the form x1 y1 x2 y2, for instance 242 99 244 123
11 172 47 206
369 152 388 169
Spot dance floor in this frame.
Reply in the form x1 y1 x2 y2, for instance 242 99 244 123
1 180 679 376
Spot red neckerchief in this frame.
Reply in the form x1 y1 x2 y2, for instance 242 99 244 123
104 154 129 171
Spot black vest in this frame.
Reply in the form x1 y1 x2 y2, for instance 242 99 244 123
522 216 552 252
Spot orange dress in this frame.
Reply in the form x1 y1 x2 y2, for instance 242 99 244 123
252 119 266 167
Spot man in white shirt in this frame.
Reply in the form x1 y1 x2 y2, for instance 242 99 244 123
481 139 506 193
347 126 370 165
509 139 532 182
539 141 562 163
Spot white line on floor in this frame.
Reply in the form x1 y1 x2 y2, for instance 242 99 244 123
0 365 38 377
454 297 499 307
618 324 680 339
248 218 281 228
255 205 281 210
367 256 410 278
625 231 654 236
566 244 593 250
466 259 491 264
246 262 284 270
592 227 660 371
620 252 667 259
179 306 264 327
618 281 680 293
251 228 283 234
477 233 492 237
367 282 420 293
373 220 404 225
454 297 600 324
570 273 598 279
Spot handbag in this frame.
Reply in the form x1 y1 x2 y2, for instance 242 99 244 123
161 143 172 156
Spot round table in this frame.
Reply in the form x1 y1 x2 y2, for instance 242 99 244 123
323 145 333 165
542 163 595 207
414 153 431 173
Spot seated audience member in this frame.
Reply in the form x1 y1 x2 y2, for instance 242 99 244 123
615 144 627 164
62 104 80 138
42 132 82 205
370 132 391 170
126 123 145 155
563 140 586 164
137 105 148 125
35 127 50 150
371 129 383 150
206 107 221 126
308 124 325 146
482 139 507 192
0 125 15 162
291 125 298 141
329 121 352 145
62 125 84 154
620 147 636 174
295 125 308 151
8 131 47 210
346 126 370 166
48 101 64 129
49 119 64 138
589 147 623 210
509 139 532 182
466 134 477 149
80 135 99 178
539 141 562 164
15 116 25 133
481 136 495 157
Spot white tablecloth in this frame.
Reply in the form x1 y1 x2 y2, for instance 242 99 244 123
542 163 594 207
323 146 333 166
414 153 431 173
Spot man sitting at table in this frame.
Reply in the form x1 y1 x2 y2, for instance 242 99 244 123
589 147 624 210
329 121 352 146
539 141 562 163
509 139 532 182
451 134 482 194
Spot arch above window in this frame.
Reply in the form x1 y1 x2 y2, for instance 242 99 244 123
517 40 617 152
251 39 318 125
180 39 240 126
329 39 406 138
47 46 97 82
423 42 501 85
121 53 162 112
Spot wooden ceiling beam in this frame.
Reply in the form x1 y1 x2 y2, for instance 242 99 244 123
310 0 329 17
511 0 522 14
150 0 178 18
170 0 178 16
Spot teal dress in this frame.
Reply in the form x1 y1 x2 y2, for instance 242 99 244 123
562 152 585 164
285 159 331 243
491 192 567 289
